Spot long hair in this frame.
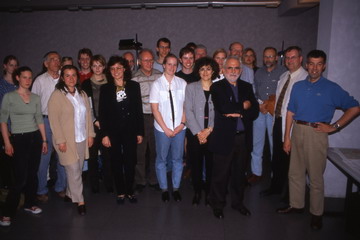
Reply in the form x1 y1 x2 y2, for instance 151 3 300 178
56 65 82 94
106 55 132 85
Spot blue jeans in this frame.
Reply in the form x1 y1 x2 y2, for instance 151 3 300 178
37 117 67 194
250 112 273 176
154 129 185 190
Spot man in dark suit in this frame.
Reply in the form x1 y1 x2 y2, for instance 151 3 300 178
209 56 259 219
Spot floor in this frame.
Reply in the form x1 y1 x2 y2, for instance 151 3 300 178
0 173 358 240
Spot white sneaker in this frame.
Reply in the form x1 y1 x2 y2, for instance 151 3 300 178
24 206 42 215
0 216 11 227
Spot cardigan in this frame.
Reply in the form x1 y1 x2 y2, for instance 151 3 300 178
48 89 95 166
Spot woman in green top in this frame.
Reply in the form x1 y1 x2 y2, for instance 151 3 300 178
0 66 48 227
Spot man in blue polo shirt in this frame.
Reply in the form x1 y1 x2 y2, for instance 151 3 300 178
277 50 360 230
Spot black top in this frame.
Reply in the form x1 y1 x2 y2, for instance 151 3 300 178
204 90 210 128
98 80 144 139
176 71 199 84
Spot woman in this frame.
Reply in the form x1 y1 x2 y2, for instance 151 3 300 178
99 56 144 204
185 57 219 206
48 65 95 216
242 48 259 73
149 53 187 202
81 54 113 194
0 67 47 227
212 49 227 82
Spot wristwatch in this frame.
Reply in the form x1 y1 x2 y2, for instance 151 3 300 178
331 122 341 130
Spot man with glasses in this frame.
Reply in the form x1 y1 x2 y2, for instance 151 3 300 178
132 49 162 192
248 47 286 184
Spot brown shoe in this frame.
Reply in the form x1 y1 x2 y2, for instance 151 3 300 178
276 205 304 214
310 214 322 230
37 194 48 203
57 191 66 198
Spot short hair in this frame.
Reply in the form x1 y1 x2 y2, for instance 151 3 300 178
193 57 220 81
56 65 82 94
13 66 32 86
223 56 242 69
263 47 277 54
106 55 132 84
156 37 171 48
195 44 207 52
43 51 60 62
122 51 134 58
91 54 106 67
212 48 227 59
3 55 19 74
285 46 302 56
139 48 155 59
163 53 178 65
61 56 73 65
307 50 327 64
179 47 195 58
77 48 93 60
185 42 197 50
229 42 244 51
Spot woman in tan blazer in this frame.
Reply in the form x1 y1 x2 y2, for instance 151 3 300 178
48 65 95 216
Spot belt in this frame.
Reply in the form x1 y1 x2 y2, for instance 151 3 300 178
295 120 327 128
236 130 245 135
43 115 48 118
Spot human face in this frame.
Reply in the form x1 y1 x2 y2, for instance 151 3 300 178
285 49 303 73
195 49 207 60
180 53 195 70
306 57 326 82
4 59 18 75
123 53 135 70
243 50 255 67
139 52 154 75
110 63 125 81
63 69 78 89
157 41 171 59
45 53 61 73
79 53 91 71
224 59 242 83
214 52 226 70
230 43 243 57
91 61 105 76
263 49 277 69
16 70 32 90
163 57 178 77
199 65 214 82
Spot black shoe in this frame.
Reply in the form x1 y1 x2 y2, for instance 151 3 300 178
276 205 304 214
192 192 201 206
172 191 182 202
127 195 138 203
259 188 281 197
238 206 251 216
310 214 322 230
162 191 170 203
213 208 224 219
149 183 161 191
116 195 126 205
135 184 146 193
78 205 86 216
64 195 72 203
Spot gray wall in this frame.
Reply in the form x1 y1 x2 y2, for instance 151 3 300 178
0 6 318 74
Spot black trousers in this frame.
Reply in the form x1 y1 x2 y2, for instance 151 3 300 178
0 137 13 188
271 117 290 194
3 130 42 217
210 132 248 210
109 134 137 196
187 133 213 194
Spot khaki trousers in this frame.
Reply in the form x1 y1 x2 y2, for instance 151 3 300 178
289 123 328 216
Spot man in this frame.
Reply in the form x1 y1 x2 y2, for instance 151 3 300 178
228 42 255 90
132 49 162 192
175 47 197 84
122 51 136 72
78 48 93 83
32 51 67 202
248 47 286 183
278 50 360 230
153 38 171 72
262 46 308 197
194 44 207 60
209 57 259 219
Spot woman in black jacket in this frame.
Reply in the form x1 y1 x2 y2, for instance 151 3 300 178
99 56 144 204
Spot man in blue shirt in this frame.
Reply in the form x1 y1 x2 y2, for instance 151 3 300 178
277 50 360 230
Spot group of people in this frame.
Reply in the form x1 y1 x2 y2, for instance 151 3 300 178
0 38 359 231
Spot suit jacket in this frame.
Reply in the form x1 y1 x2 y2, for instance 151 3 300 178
208 78 259 155
48 89 95 166
98 80 144 139
184 81 214 135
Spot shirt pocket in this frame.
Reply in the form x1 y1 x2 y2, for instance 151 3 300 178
159 90 169 103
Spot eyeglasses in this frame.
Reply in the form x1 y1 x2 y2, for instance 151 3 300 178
226 67 241 70
264 55 275 59
110 66 124 71
285 56 299 60
140 59 154 63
